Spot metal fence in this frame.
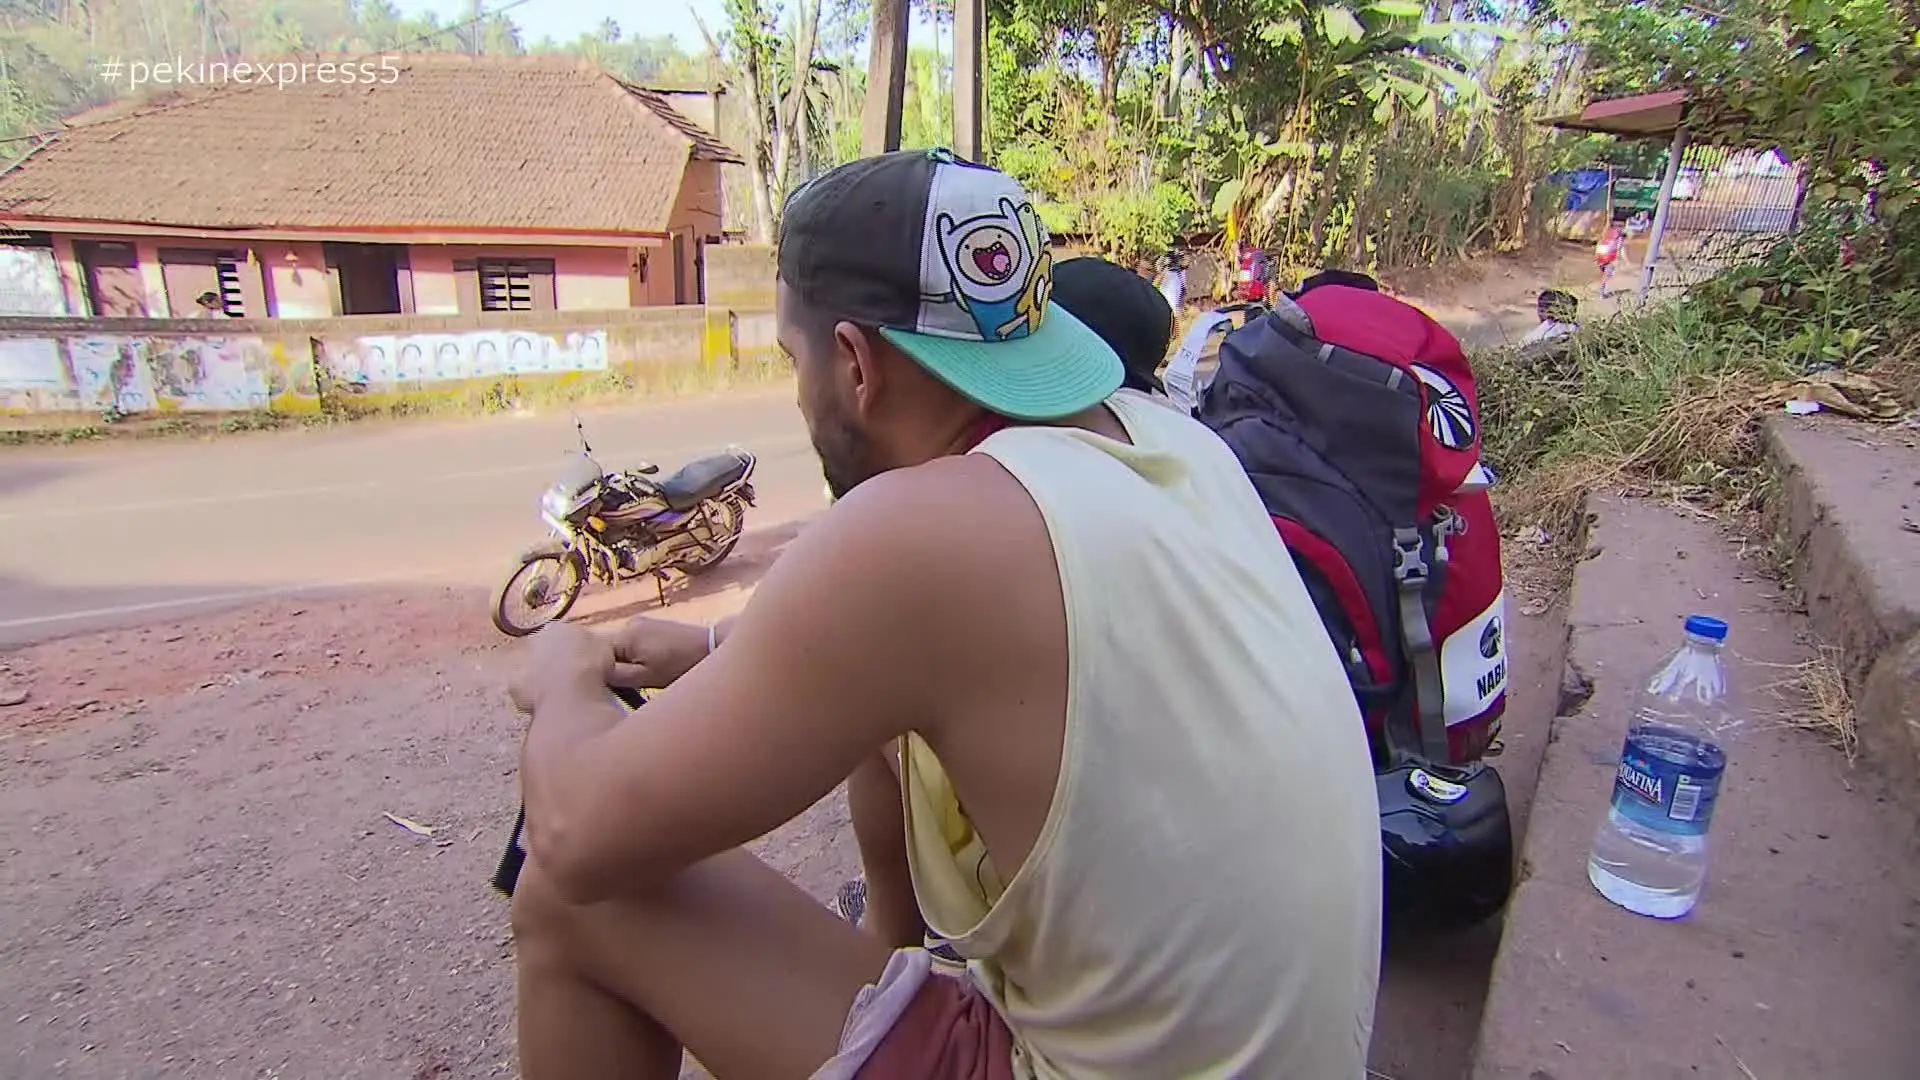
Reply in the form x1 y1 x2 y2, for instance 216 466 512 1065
1643 143 1805 295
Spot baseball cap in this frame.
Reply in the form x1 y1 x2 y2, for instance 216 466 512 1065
777 148 1123 421
1051 257 1174 394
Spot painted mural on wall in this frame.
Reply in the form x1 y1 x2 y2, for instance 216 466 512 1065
0 333 310 415
324 329 610 390
0 337 79 412
68 336 274 412
0 245 70 316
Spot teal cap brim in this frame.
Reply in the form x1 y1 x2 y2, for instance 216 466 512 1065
878 303 1125 421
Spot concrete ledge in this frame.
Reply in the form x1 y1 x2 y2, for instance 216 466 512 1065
1764 417 1920 805
1470 495 1920 1079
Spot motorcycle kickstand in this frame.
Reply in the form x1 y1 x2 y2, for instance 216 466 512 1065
652 569 672 607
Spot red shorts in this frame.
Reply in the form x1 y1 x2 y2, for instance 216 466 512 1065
813 949 1015 1080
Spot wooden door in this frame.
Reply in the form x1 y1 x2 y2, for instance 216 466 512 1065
75 240 147 317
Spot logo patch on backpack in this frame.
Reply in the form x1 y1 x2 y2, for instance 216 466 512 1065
1411 364 1475 451
1442 592 1510 726
1479 617 1503 660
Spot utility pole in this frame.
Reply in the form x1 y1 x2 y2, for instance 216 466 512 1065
861 0 911 155
466 0 485 55
953 0 985 160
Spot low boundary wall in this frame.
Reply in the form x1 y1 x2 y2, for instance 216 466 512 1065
1 249 787 422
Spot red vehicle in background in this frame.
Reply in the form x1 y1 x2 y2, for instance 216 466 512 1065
1231 243 1273 304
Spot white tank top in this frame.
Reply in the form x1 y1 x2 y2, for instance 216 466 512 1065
901 390 1383 1078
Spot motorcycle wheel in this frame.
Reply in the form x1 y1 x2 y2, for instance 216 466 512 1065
678 496 746 574
490 551 586 637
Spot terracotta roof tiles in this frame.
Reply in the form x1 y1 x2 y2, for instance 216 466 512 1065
0 55 744 234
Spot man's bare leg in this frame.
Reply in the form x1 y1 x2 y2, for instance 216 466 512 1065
846 745 928 949
513 846 893 1080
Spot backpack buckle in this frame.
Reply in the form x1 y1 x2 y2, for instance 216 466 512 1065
1392 529 1427 583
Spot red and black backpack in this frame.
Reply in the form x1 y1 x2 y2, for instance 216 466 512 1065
1195 283 1509 770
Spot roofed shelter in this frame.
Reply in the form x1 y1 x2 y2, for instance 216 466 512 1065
0 56 744 319
1537 90 1803 297
1538 91 1695 297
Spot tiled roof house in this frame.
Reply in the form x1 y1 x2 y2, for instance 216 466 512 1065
0 56 744 318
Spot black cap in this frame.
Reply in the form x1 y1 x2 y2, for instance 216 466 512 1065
1051 257 1174 394
1297 269 1380 294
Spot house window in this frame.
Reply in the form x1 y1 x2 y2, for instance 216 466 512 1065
478 258 555 311
158 246 249 317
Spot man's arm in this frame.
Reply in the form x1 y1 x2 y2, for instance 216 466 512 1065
520 463 988 903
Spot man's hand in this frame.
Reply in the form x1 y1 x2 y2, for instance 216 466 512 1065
510 622 616 715
607 617 718 689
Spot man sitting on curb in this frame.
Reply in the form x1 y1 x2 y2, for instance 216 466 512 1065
822 255 1177 509
1521 289 1581 346
506 149 1382 1080
829 252 1187 933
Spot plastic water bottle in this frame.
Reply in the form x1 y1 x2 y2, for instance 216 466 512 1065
1587 614 1738 918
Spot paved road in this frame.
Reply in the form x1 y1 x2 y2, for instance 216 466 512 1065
0 388 824 647
0 264 1569 652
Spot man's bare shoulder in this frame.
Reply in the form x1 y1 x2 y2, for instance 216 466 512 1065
761 457 1059 665
808 455 1046 572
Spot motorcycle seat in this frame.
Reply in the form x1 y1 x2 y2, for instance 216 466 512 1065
658 452 750 511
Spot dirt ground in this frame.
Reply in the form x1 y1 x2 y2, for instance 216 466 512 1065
0 245 1583 1080
0 581 857 1080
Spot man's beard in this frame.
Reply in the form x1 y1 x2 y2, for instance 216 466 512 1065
812 417 879 502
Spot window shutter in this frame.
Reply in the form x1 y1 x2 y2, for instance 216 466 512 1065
214 254 246 317
473 258 554 312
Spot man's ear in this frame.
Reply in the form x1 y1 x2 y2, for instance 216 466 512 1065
835 321 886 420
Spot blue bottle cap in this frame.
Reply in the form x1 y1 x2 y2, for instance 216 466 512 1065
1684 614 1729 641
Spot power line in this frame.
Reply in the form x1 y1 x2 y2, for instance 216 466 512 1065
389 0 539 56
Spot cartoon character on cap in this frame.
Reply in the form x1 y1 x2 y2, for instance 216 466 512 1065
934 197 1054 342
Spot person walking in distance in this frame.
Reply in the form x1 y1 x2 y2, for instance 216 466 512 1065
1156 247 1187 331
1596 222 1628 295
504 149 1382 1080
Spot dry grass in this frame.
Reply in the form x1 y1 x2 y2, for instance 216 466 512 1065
1482 290 1920 528
1751 644 1860 762
1477 275 1919 650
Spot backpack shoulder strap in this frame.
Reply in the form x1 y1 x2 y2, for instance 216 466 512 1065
1162 310 1238 413
1391 527 1454 765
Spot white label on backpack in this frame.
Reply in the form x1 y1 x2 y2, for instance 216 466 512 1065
1163 311 1237 413
1438 590 1509 726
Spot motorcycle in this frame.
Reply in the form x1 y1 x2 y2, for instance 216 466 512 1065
1229 244 1272 305
489 416 758 637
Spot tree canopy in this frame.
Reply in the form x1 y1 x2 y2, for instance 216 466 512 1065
4 0 1914 275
